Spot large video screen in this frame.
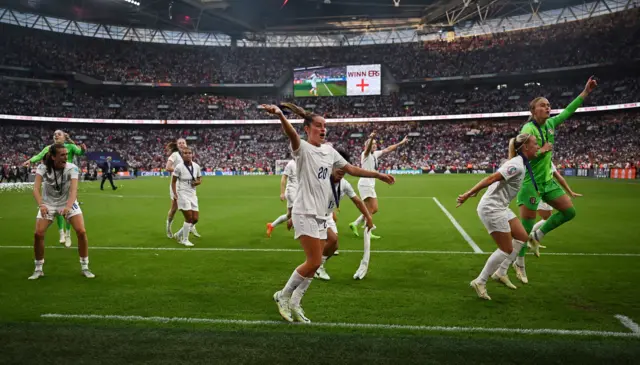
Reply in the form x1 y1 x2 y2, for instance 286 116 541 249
293 64 381 97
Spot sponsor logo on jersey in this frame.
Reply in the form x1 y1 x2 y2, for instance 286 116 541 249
530 197 537 205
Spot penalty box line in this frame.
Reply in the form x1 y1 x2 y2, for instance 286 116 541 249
2 246 640 257
40 313 640 339
432 197 483 253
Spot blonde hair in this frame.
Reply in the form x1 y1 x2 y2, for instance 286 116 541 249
508 133 532 159
527 96 546 122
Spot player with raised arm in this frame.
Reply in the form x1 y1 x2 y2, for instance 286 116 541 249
349 132 409 239
30 143 94 280
171 148 202 247
266 159 297 238
457 134 539 299
496 77 597 284
24 130 87 248
262 102 394 323
165 138 200 239
314 150 374 281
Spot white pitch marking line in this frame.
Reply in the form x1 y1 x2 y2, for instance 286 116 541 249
2 245 638 257
615 315 640 333
79 193 437 200
40 313 640 339
432 197 483 253
322 83 334 96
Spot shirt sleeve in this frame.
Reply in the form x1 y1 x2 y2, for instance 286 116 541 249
291 140 308 158
546 96 584 129
498 159 524 181
374 151 383 158
168 153 176 164
331 147 348 169
69 144 84 156
69 164 79 179
35 164 46 176
343 180 357 198
196 165 202 178
30 146 50 164
284 162 293 177
172 164 182 178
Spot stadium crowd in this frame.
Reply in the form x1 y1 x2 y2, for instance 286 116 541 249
1 77 637 120
1 8 638 83
1 112 638 176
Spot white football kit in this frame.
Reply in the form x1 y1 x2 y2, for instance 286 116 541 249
477 155 526 234
283 159 298 209
325 178 357 234
357 150 383 200
173 162 201 212
35 163 82 221
168 151 183 200
291 140 348 240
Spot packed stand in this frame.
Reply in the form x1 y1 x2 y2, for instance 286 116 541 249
1 8 638 83
0 77 638 120
1 112 638 176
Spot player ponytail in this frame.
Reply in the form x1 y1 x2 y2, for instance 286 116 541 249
508 134 531 159
45 143 66 174
280 102 317 127
165 141 179 154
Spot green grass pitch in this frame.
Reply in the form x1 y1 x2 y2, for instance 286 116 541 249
1 175 639 364
294 82 347 97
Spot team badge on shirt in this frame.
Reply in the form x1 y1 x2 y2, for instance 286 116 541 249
548 128 554 135
507 166 518 176
530 197 538 205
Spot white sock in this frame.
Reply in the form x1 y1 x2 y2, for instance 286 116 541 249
182 223 191 242
282 270 305 297
532 219 546 234
290 277 313 307
353 215 364 226
321 255 329 265
59 229 64 235
516 255 525 268
65 230 72 238
35 259 44 272
80 257 89 271
533 228 546 242
272 214 288 227
175 227 183 239
477 249 509 284
362 227 372 265
166 218 173 229
495 239 525 277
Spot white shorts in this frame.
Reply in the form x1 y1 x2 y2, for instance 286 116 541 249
37 201 82 221
285 189 296 209
477 207 517 234
177 195 199 211
292 214 328 240
327 216 337 234
169 185 176 200
537 201 553 211
358 184 377 200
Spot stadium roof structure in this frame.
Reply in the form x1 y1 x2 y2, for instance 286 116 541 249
0 0 634 46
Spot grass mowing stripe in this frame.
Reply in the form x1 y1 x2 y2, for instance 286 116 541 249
41 313 640 339
2 245 640 256
432 197 482 253
615 315 640 333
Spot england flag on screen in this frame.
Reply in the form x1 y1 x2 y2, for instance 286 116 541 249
346 64 381 96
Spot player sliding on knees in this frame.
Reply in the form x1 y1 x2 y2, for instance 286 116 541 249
171 148 202 247
529 163 582 256
314 150 374 281
30 143 94 280
165 139 201 239
349 131 409 239
262 102 394 323
457 134 539 299
266 159 297 238
24 129 87 248
496 76 597 284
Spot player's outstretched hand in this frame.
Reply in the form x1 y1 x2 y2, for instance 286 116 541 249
401 136 409 144
378 173 395 185
260 104 283 116
22 160 30 167
570 191 583 198
583 76 598 95
456 193 470 207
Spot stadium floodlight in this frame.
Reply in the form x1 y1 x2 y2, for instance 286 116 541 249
124 0 140 6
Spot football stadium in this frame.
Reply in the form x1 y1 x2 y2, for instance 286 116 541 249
1 0 639 363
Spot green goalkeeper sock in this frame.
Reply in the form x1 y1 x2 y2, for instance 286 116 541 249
540 207 576 235
56 215 65 231
518 218 536 257
65 221 72 232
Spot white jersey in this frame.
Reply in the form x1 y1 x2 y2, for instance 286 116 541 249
283 160 298 192
478 155 526 212
292 140 348 219
173 162 201 197
36 163 79 206
309 73 320 87
325 178 357 216
358 150 383 187
168 151 183 183
551 163 557 174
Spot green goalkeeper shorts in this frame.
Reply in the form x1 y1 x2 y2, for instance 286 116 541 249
517 179 566 211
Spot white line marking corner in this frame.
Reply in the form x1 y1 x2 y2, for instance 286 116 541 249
432 197 483 253
615 315 640 333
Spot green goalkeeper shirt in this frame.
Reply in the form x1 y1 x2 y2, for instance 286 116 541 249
520 96 583 185
29 143 85 164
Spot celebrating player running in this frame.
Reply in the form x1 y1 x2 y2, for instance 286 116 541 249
266 159 297 237
171 147 202 247
262 102 394 323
